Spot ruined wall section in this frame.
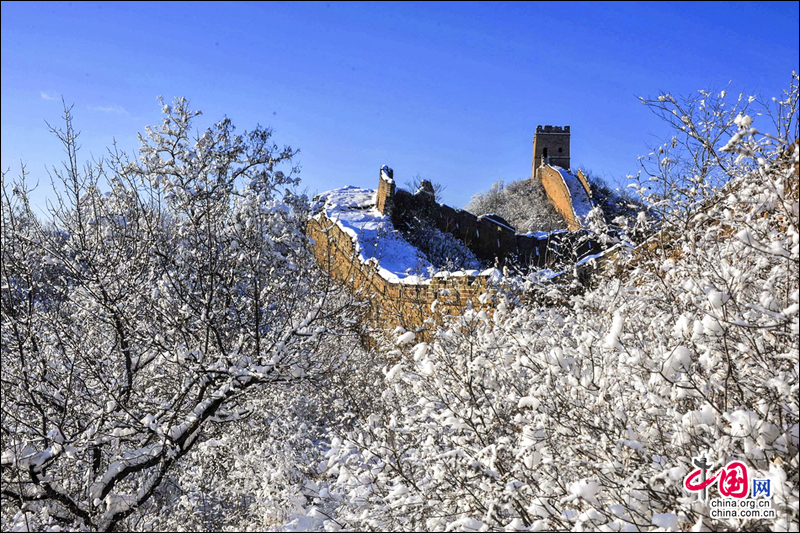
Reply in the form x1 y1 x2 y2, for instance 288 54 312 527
307 213 503 337
377 180 562 267
376 166 396 215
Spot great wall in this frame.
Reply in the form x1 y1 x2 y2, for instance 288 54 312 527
307 125 614 338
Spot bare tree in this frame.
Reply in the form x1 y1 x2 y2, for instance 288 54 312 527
632 74 798 230
1 98 364 531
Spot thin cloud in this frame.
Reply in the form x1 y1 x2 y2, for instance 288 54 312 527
40 91 59 101
88 104 130 115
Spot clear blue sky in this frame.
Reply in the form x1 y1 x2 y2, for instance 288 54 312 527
2 1 798 214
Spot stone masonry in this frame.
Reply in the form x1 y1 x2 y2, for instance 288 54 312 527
533 125 571 178
307 213 506 339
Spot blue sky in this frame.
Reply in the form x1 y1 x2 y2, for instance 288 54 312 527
2 1 798 214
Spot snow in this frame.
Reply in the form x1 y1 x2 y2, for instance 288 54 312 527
436 269 480 278
444 516 486 531
603 311 624 350
652 512 679 529
314 186 432 283
724 409 761 438
549 166 594 220
380 164 394 183
681 403 716 428
412 342 429 361
479 267 504 283
734 113 753 130
397 331 416 344
568 479 601 505
575 250 607 266
314 187 513 285
662 345 692 379
522 229 566 239
517 396 540 409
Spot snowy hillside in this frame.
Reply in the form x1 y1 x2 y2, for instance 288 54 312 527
312 128 800 532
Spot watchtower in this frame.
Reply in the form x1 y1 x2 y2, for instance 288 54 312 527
532 125 570 180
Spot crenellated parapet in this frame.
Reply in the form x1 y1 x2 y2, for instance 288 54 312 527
536 125 570 134
307 160 612 340
375 165 600 266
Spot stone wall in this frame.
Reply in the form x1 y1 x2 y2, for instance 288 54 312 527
307 214 504 338
539 165 581 231
378 179 562 267
308 209 608 340
575 168 592 197
375 169 603 267
309 172 608 338
376 166 396 215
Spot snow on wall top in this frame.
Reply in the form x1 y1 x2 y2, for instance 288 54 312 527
379 165 394 184
551 166 593 220
312 186 432 283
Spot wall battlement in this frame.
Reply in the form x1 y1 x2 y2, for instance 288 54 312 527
536 125 570 134
374 170 601 267
308 207 604 339
376 166 396 216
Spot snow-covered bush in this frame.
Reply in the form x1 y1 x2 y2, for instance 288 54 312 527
318 77 799 532
579 168 648 237
632 74 798 231
1 98 366 531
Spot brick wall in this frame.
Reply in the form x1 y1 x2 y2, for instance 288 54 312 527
307 214 504 338
308 211 605 339
376 169 396 216
309 164 612 337
539 165 581 230
575 169 592 197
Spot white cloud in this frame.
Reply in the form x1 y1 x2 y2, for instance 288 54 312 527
40 91 59 101
88 105 129 115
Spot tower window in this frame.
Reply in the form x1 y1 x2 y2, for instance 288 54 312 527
558 147 563 153
542 148 548 158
